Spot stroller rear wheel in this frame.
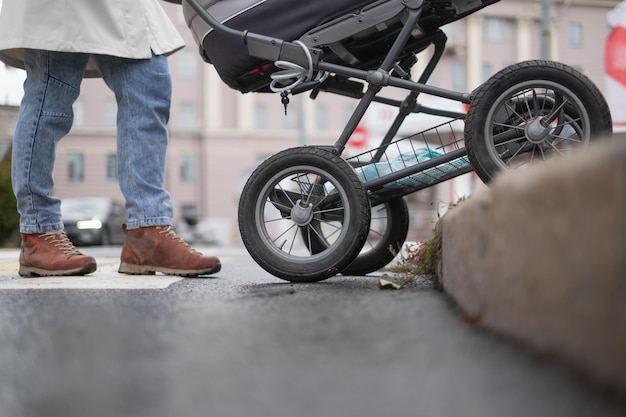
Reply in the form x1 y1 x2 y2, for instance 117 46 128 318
465 60 613 183
342 198 410 276
302 198 410 276
238 146 371 282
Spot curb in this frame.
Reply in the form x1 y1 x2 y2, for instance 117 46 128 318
439 138 626 395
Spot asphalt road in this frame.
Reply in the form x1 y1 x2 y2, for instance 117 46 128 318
0 246 624 417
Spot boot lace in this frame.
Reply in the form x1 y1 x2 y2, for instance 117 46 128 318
41 231 83 256
158 226 200 254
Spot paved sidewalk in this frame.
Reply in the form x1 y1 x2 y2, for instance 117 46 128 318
1 139 624 413
2 246 625 417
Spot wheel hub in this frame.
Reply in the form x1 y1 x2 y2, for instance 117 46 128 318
525 116 551 144
291 199 314 226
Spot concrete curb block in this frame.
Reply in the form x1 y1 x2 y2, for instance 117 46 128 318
439 138 626 394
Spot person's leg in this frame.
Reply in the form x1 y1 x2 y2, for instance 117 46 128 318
13 49 96 277
92 53 220 276
91 53 173 229
13 49 89 232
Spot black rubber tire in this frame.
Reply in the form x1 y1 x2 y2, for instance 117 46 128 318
465 60 613 183
341 198 410 276
238 146 371 282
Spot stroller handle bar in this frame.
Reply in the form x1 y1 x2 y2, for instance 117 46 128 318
183 0 430 71
184 0 323 68
181 0 472 103
184 0 244 41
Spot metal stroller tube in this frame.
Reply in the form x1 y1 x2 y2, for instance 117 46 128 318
183 0 324 71
184 0 245 41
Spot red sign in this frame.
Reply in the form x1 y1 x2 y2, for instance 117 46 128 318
348 125 368 149
606 26 626 88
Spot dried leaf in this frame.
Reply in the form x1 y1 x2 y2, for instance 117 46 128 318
462 314 482 325
379 278 402 290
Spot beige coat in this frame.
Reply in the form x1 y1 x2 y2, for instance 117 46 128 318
0 0 185 76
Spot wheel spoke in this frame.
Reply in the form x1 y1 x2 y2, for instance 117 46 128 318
308 222 332 244
286 224 300 254
492 128 527 146
506 142 534 166
317 222 342 242
544 140 568 156
367 227 385 239
276 182 297 206
536 144 547 160
312 206 346 224
305 176 327 206
310 189 339 212
493 122 526 131
543 94 569 125
264 215 291 224
539 88 550 114
550 132 582 146
525 89 538 117
270 222 298 245
503 100 528 125
267 199 292 214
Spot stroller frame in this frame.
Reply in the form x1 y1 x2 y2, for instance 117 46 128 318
183 0 613 281
186 0 474 196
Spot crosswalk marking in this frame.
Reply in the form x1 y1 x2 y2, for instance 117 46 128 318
0 247 245 290
0 260 184 290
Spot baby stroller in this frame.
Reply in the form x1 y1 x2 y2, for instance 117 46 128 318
182 0 613 282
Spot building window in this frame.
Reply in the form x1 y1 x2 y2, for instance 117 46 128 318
428 69 439 87
106 153 118 181
281 109 299 130
176 49 197 79
178 101 196 131
180 154 197 183
6 114 17 136
67 153 85 183
483 17 514 43
568 22 583 48
481 62 493 83
255 102 267 129
452 60 466 90
176 7 186 26
315 104 328 130
443 21 462 44
342 105 355 125
105 99 117 128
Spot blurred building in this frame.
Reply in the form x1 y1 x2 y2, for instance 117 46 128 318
10 0 618 244
0 104 18 167
0 60 23 166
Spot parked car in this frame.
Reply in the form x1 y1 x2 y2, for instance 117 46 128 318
175 217 234 247
61 197 127 246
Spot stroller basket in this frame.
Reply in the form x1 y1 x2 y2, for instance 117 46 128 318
348 119 471 205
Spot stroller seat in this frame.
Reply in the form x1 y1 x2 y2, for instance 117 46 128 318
183 0 499 93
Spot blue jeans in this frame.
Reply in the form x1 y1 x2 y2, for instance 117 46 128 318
12 49 174 233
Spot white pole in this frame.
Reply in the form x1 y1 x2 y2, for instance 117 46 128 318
541 0 552 60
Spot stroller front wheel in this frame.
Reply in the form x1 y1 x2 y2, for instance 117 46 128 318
238 146 371 282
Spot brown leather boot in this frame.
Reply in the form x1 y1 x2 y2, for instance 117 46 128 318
118 225 221 276
19 231 97 277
